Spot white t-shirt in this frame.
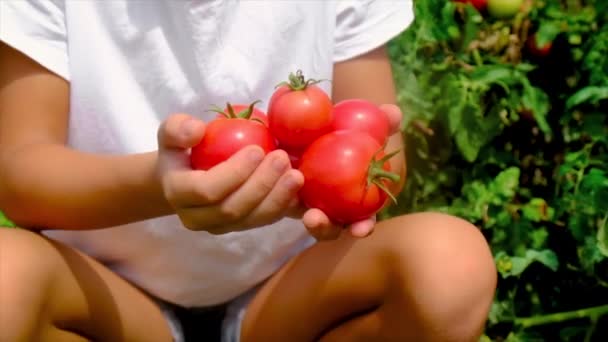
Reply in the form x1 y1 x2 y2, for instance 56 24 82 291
0 0 414 307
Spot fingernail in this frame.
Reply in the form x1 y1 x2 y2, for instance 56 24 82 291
248 148 264 162
272 156 288 172
283 175 299 189
181 118 197 137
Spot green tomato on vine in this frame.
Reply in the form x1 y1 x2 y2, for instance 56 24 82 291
487 0 523 19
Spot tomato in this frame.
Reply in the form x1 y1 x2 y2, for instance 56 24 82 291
331 99 390 145
212 101 269 127
526 34 552 57
471 0 488 11
279 145 305 168
288 153 301 169
191 104 276 170
267 70 333 150
298 130 400 224
487 0 523 18
454 0 487 12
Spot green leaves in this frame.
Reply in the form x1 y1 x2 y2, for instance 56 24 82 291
388 0 608 339
493 167 520 199
446 167 520 223
0 211 15 228
453 101 501 162
535 21 561 46
521 198 554 222
566 86 608 110
597 215 608 257
495 249 559 278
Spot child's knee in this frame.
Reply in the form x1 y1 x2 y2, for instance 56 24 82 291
378 212 496 339
382 212 495 272
0 228 58 340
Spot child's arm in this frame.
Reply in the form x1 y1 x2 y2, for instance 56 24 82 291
0 42 302 233
0 42 173 230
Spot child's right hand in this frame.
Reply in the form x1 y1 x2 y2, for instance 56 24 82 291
156 113 305 234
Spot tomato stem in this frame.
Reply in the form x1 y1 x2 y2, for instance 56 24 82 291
372 179 397 204
371 168 400 183
367 148 401 204
207 100 262 120
236 100 262 119
276 70 327 91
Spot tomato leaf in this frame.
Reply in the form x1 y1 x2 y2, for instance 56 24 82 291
536 21 562 46
495 249 559 278
454 101 501 162
566 86 608 109
521 81 552 135
597 215 608 258
0 211 15 228
521 198 554 222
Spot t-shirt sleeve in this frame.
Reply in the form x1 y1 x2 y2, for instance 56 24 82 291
333 0 414 62
0 0 69 80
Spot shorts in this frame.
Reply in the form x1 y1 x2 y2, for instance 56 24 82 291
157 286 258 342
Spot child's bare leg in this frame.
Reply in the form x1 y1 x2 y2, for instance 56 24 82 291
0 228 173 342
241 212 497 342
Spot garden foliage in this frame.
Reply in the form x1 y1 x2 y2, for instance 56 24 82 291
385 0 608 340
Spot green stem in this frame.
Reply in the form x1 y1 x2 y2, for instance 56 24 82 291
371 169 401 183
276 70 327 91
472 48 483 67
584 317 597 342
514 304 608 329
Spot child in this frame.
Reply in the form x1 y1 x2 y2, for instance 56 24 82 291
0 1 497 341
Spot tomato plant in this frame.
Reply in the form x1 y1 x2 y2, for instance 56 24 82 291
388 0 608 340
331 99 391 145
267 70 333 150
190 101 276 170
298 130 400 225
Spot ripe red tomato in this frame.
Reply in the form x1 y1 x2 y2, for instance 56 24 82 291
471 0 488 11
526 34 552 57
279 145 305 168
267 70 333 150
191 110 276 170
331 99 390 145
298 130 400 224
454 0 487 12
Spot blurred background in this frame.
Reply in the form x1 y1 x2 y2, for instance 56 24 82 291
381 0 608 340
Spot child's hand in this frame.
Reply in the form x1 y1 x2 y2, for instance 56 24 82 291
156 114 304 234
299 104 404 241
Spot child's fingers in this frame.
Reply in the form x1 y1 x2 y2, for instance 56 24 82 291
285 197 307 220
218 150 292 220
157 113 206 150
176 167 303 233
303 209 377 240
163 145 264 207
302 209 342 241
378 104 403 135
348 218 376 238
156 114 206 172
241 169 304 226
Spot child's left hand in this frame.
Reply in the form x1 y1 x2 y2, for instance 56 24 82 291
293 104 404 241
